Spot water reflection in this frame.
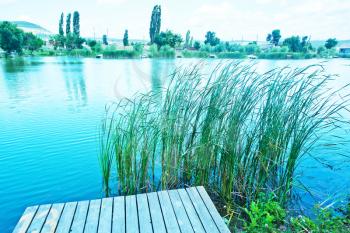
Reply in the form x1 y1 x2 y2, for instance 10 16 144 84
0 58 44 101
61 59 87 108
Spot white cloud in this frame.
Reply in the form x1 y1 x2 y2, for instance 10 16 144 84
0 0 16 5
96 0 126 5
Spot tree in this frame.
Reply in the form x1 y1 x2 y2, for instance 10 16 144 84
204 31 220 46
123 29 129 46
66 13 71 35
87 39 97 48
185 30 190 48
189 36 193 48
325 38 338 49
149 5 161 44
194 41 201 50
0 21 25 54
283 35 312 53
59 13 64 36
73 11 80 37
50 34 65 49
267 29 281 46
266 33 272 42
102 34 108 45
283 36 301 52
154 30 182 48
24 32 44 53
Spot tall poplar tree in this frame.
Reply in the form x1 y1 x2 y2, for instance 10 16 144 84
73 11 80 37
123 29 129 46
149 5 161 44
59 13 64 36
66 13 71 35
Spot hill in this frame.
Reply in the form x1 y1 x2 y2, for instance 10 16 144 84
11 21 52 39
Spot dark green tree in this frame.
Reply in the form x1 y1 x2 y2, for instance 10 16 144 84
194 41 201 50
204 31 220 46
102 34 108 45
0 21 25 54
267 29 281 46
154 30 182 48
24 32 44 53
73 11 80 37
123 29 129 46
149 5 161 44
87 39 97 48
59 13 64 36
283 36 301 52
185 30 190 48
325 38 338 49
283 35 312 53
66 13 71 35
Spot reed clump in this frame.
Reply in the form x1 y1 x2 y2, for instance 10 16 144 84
99 62 348 215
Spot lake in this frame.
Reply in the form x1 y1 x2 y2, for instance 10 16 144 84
0 57 349 232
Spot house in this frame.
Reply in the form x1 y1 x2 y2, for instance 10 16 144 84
339 47 350 54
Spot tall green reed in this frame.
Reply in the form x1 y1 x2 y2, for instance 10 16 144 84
99 61 349 209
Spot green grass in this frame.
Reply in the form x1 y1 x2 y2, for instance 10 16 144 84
99 62 349 224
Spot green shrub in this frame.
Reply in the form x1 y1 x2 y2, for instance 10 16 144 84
217 52 246 58
182 50 209 58
243 194 286 232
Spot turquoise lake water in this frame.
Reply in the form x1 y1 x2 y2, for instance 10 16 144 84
0 57 349 232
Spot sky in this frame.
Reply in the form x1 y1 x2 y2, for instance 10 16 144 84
0 0 349 41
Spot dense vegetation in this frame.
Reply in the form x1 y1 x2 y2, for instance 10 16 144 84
1 4 346 60
0 21 44 55
99 62 350 231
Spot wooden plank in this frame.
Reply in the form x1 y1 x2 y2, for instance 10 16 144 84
70 200 89 233
98 197 113 233
177 189 205 233
26 204 51 233
158 191 181 233
41 203 65 233
196 186 230 233
55 202 77 233
168 190 194 233
136 194 152 233
84 199 101 233
147 192 166 233
125 195 139 233
112 196 125 233
186 187 220 233
12 205 39 233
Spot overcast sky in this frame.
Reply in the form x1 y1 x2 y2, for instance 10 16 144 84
0 0 349 41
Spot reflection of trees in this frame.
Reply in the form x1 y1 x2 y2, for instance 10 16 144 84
63 61 87 107
0 58 44 100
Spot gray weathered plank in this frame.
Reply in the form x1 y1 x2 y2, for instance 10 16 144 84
41 203 65 233
125 195 139 233
177 189 205 233
55 202 77 233
196 186 230 233
136 194 152 233
158 191 181 233
112 196 125 233
168 190 194 233
98 197 113 233
84 199 101 233
186 187 220 233
12 205 39 233
147 192 166 233
70 200 89 233
26 204 51 233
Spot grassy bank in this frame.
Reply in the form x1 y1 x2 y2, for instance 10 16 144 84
99 62 349 230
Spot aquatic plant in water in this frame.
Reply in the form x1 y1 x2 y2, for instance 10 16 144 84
99 61 349 214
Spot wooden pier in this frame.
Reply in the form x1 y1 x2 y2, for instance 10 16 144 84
13 186 230 233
